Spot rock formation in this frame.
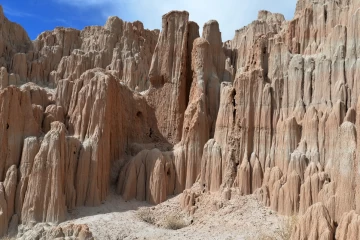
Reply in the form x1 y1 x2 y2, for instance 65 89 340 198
147 11 191 144
18 223 94 240
1 0 360 239
117 149 175 204
291 203 335 240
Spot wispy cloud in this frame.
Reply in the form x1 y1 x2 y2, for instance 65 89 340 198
53 0 297 40
54 18 71 25
3 5 35 18
2 5 73 26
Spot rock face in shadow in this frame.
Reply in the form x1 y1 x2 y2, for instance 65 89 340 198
117 149 174 204
2 0 360 239
146 11 191 144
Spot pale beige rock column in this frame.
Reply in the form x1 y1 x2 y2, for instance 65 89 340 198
201 20 223 136
355 97 360 214
291 203 335 240
0 67 8 89
147 11 190 144
336 211 360 240
0 183 8 236
22 122 67 224
117 149 169 204
201 139 222 192
185 21 200 106
0 87 40 181
4 165 17 226
11 53 27 82
15 137 40 219
174 31 226 193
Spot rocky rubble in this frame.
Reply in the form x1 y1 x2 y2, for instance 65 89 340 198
1 0 360 239
17 223 94 240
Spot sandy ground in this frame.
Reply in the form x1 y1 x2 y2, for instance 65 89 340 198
50 186 288 240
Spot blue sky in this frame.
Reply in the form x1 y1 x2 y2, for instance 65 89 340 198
1 0 297 41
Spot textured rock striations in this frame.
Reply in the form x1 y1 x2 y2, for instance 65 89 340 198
1 0 360 239
147 11 191 144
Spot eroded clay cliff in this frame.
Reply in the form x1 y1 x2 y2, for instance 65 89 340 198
1 0 360 239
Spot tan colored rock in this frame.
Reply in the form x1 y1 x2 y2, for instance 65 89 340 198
20 82 52 109
45 224 94 240
15 137 40 219
117 149 173 204
186 21 200 106
336 211 360 240
4 165 17 224
174 35 224 193
356 97 360 215
274 116 302 173
64 136 81 211
250 153 263 192
0 86 41 180
43 68 163 212
7 213 18 237
0 66 8 89
11 53 27 82
0 6 31 68
237 154 251 195
147 11 190 144
43 104 64 133
327 122 357 222
324 101 346 170
21 122 67 224
201 139 222 192
213 82 238 188
54 19 158 89
4 1 360 238
18 223 94 240
8 73 18 86
278 171 301 215
202 20 225 87
0 166 17 237
299 163 328 214
291 203 334 240
180 187 201 215
226 10 285 71
1 3 158 89
0 183 8 236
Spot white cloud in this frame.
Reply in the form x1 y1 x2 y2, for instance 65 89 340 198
56 0 297 40
3 5 35 18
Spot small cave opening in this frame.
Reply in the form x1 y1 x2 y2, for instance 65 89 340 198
160 76 165 85
149 128 153 138
262 47 267 54
231 89 237 107
233 109 237 124
231 90 237 124
166 170 170 176
6 123 9 129
324 8 328 23
136 111 143 118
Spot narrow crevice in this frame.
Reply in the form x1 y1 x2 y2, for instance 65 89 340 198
231 89 237 126
324 8 328 23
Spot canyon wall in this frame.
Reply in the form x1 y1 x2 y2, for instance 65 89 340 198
1 1 360 239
